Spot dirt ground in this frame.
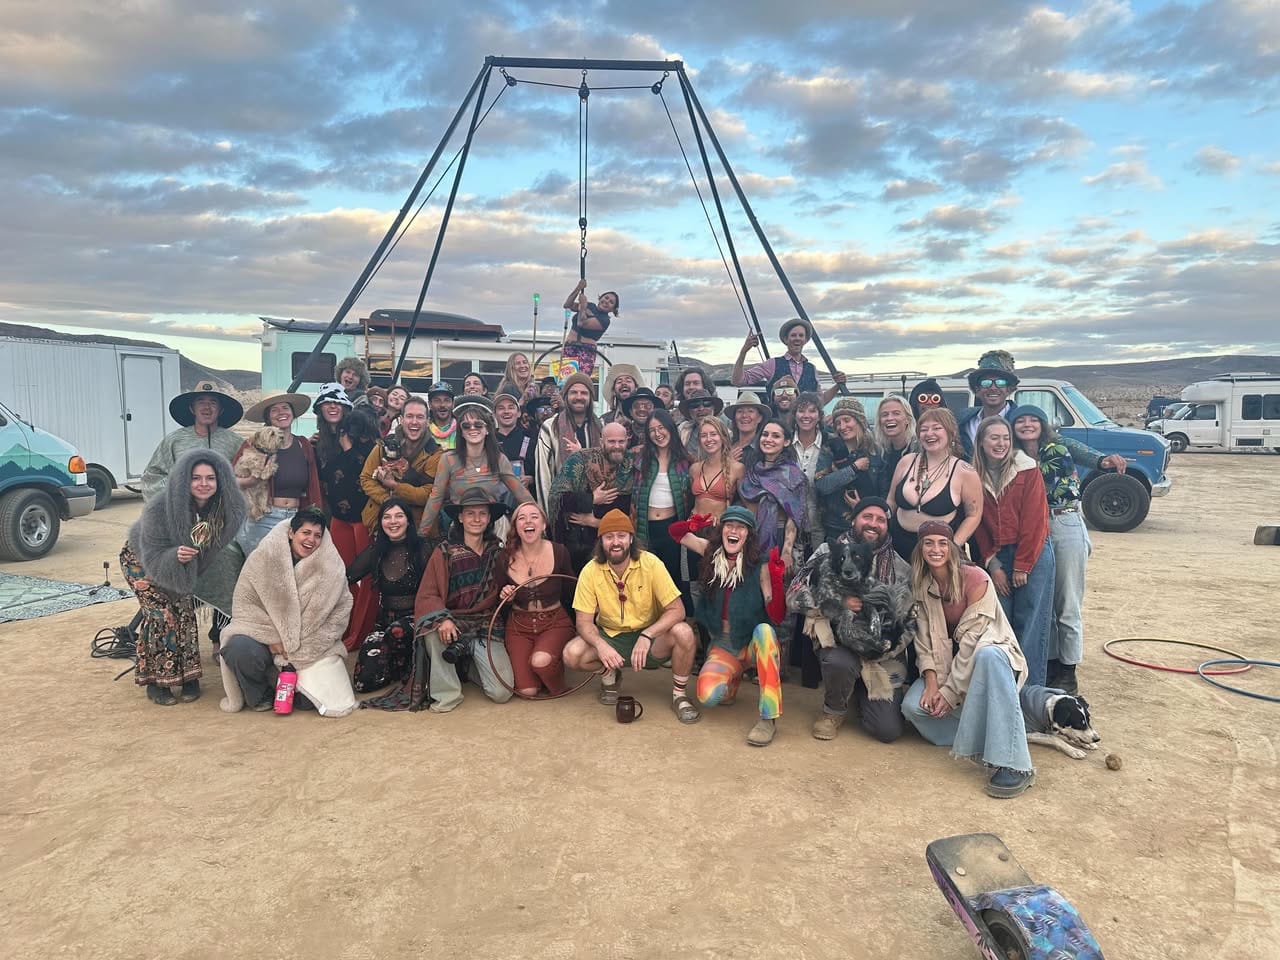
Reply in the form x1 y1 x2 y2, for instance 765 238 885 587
2 454 1278 960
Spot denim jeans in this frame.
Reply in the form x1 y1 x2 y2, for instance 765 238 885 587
994 538 1055 687
235 505 295 555
1048 510 1091 666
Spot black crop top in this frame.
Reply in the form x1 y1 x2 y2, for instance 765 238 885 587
572 303 611 342
895 455 961 517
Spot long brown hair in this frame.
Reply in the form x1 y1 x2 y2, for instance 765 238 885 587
456 407 501 474
910 536 967 603
971 416 1017 498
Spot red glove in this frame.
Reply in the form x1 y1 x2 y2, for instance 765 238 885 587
669 519 692 542
687 513 714 533
765 547 787 624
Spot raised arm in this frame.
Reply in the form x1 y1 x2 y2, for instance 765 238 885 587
563 278 587 311
731 332 761 386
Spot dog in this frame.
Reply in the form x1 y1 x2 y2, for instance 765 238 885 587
233 425 287 520
1026 693 1102 760
378 432 408 483
790 539 909 660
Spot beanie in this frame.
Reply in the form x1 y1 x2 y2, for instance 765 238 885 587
596 509 634 537
848 496 891 523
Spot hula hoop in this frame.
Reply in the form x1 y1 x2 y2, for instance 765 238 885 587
485 572 602 700
1197 659 1280 703
1102 638 1254 675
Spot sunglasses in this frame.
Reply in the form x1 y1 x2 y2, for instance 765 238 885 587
977 378 1010 389
689 400 713 409
774 387 797 396
916 393 942 405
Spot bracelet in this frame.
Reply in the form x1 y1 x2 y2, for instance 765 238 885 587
638 633 654 644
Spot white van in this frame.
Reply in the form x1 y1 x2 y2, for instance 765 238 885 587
1148 373 1280 453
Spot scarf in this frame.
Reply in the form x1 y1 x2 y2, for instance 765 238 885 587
872 538 898 584
430 418 457 450
551 407 602 460
738 457 808 552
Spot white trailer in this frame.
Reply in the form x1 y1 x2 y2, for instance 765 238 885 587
1150 373 1280 453
0 334 181 506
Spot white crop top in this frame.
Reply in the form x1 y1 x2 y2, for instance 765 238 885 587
649 471 674 509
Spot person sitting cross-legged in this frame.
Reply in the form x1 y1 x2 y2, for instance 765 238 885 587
563 509 701 723
675 506 788 746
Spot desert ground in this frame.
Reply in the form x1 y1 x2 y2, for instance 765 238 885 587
1 453 1277 959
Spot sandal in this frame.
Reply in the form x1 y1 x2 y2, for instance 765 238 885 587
671 694 701 724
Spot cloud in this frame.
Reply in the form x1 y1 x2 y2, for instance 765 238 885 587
880 178 942 201
1189 145 1241 175
901 203 1007 234
1081 147 1164 189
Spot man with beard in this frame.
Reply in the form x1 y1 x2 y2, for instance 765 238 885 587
619 386 661 450
788 497 915 744
601 363 643 427
427 380 458 451
534 373 602 512
547 422 634 570
564 509 701 723
676 389 724 459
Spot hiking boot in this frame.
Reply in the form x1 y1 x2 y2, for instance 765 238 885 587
180 680 201 702
985 767 1035 799
1055 664 1079 695
146 684 177 706
1046 657 1064 686
811 712 845 741
598 669 621 705
746 718 776 747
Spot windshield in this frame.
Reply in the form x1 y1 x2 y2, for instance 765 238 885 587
1063 385 1112 426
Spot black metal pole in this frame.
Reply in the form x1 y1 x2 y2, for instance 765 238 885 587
489 56 682 72
675 69 768 360
681 74 847 393
287 60 490 393
392 63 495 383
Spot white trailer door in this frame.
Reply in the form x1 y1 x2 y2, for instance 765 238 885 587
121 355 166 477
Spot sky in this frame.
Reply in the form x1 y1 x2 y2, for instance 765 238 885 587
1 0 1277 376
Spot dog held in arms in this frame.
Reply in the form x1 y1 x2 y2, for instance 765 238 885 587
234 426 287 520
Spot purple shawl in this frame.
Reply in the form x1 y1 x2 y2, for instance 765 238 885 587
739 458 808 552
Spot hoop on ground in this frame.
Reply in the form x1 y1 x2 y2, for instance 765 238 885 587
1101 637 1254 675
485 572 601 700
1197 659 1280 703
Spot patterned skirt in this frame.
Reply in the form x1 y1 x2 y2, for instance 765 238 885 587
119 541 201 686
561 340 598 376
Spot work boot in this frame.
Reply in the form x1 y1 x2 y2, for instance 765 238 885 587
811 712 845 741
1046 658 1064 686
146 684 177 706
1055 663 1079 695
985 767 1035 799
746 718 776 747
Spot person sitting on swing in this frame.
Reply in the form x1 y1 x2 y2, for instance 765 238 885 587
562 278 618 377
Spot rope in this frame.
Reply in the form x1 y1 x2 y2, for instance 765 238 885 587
578 71 589 280
1197 659 1280 703
657 88 752 330
485 573 603 700
91 625 139 681
1101 637 1254 675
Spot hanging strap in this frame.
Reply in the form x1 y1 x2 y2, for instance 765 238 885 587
578 71 589 280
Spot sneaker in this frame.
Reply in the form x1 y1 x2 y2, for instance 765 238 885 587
985 767 1035 799
746 718 776 747
251 698 274 712
811 713 845 741
598 669 621 705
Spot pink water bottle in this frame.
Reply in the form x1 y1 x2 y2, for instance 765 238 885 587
274 663 297 715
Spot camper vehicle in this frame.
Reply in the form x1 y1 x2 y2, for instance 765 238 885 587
260 310 670 436
712 371 1171 533
0 397 95 561
0 331 181 507
1147 373 1280 454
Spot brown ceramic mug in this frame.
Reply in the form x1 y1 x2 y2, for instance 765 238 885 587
615 695 644 723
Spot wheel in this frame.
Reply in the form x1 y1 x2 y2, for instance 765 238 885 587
0 488 62 561
1166 433 1188 453
86 466 114 509
1082 472 1150 533
981 910 1031 960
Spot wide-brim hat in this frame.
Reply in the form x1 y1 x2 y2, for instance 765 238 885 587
312 381 353 414
725 391 771 420
677 389 724 418
244 392 311 424
604 363 645 398
620 387 664 418
967 350 1020 390
441 487 509 522
168 380 243 428
778 317 814 343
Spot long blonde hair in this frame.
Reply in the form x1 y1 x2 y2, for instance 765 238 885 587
875 394 915 455
499 352 532 396
910 537 966 603
695 417 734 500
971 416 1017 498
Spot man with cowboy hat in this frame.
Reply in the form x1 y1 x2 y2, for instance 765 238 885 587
731 319 848 404
563 508 701 723
676 389 725 458
725 390 772 470
140 380 245 501
601 362 644 426
619 386 663 450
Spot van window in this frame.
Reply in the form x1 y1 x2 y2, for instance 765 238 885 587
1190 404 1217 420
1265 395 1280 420
291 351 336 384
1014 389 1075 428
1243 395 1262 420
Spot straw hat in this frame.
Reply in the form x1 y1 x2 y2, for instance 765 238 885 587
244 391 310 424
725 391 771 420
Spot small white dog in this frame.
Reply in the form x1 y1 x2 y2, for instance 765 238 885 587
233 426 287 520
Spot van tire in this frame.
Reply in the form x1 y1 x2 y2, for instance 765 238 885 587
1083 473 1150 533
86 466 114 509
0 488 62 561
1166 433 1188 453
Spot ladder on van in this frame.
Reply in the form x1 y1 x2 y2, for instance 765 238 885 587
363 319 397 379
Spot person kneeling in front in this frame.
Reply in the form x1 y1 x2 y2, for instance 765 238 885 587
563 509 701 723
218 507 356 716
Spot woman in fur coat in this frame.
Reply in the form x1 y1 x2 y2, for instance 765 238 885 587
120 449 246 706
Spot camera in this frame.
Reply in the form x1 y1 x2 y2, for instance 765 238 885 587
440 635 473 665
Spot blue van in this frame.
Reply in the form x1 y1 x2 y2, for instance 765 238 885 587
0 398 96 561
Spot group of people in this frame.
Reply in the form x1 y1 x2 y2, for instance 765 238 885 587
119 320 1118 799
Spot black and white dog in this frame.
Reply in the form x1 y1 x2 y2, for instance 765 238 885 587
791 538 912 660
1027 693 1102 760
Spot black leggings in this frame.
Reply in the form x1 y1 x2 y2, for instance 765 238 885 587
646 517 692 616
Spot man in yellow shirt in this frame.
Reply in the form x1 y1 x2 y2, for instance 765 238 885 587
565 510 700 723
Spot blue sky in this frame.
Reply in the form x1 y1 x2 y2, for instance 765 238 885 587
1 0 1276 375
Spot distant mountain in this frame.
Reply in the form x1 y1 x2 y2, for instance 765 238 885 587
179 355 260 393
962 356 1280 393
